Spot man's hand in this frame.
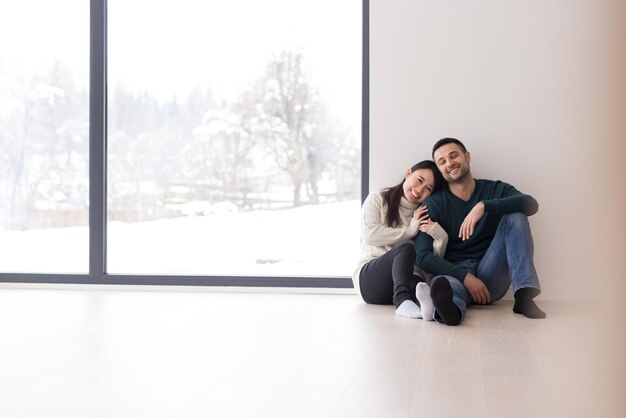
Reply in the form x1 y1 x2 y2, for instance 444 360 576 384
459 202 485 241
464 273 490 304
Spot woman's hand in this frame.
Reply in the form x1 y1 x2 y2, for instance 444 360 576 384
418 218 436 233
459 202 485 241
415 206 436 233
413 205 429 222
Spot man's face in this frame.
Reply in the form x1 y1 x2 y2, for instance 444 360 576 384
433 143 471 183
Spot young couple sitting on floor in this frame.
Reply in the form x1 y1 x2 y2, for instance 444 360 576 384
353 137 546 325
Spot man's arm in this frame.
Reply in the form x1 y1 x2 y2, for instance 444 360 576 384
482 182 538 216
459 182 539 241
422 222 448 258
414 223 468 282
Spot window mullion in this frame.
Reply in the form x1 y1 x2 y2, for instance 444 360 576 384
89 0 107 278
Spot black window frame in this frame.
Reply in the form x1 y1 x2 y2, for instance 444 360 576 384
0 0 369 288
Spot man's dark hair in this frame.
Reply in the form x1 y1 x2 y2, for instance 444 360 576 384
432 137 467 159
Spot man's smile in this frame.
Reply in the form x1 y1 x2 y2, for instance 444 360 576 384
447 165 460 175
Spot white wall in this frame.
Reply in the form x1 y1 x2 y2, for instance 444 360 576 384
370 0 626 300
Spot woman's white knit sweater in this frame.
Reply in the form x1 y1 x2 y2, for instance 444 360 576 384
352 191 448 298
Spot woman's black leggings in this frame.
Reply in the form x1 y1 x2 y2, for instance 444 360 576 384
359 242 425 308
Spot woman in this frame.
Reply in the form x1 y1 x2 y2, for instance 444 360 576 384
353 160 448 319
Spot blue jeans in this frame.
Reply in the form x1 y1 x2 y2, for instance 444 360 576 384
430 213 541 322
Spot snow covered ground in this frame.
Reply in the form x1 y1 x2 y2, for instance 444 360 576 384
0 200 361 278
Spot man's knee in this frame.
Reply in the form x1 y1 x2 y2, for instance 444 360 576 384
501 212 530 230
502 212 528 223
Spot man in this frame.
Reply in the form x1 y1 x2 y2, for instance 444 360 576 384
414 138 546 325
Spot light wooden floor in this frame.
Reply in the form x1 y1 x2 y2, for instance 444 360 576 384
0 286 623 418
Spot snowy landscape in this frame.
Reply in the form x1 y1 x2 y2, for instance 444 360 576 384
0 1 362 280
0 200 361 277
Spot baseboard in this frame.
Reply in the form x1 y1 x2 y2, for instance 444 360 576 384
501 288 590 302
0 282 357 295
0 282 592 301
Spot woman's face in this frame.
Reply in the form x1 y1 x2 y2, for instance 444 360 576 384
403 168 435 204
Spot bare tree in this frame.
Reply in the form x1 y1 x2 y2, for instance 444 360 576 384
0 62 88 230
183 106 257 205
252 50 327 206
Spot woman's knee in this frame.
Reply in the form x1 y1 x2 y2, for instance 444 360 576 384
395 242 416 260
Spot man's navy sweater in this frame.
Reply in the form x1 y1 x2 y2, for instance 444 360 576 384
414 179 538 282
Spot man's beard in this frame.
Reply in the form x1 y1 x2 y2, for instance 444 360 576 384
445 166 470 184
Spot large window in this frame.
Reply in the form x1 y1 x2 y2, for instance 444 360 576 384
0 0 366 286
0 1 89 273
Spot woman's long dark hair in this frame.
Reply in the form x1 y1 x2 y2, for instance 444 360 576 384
380 160 444 228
